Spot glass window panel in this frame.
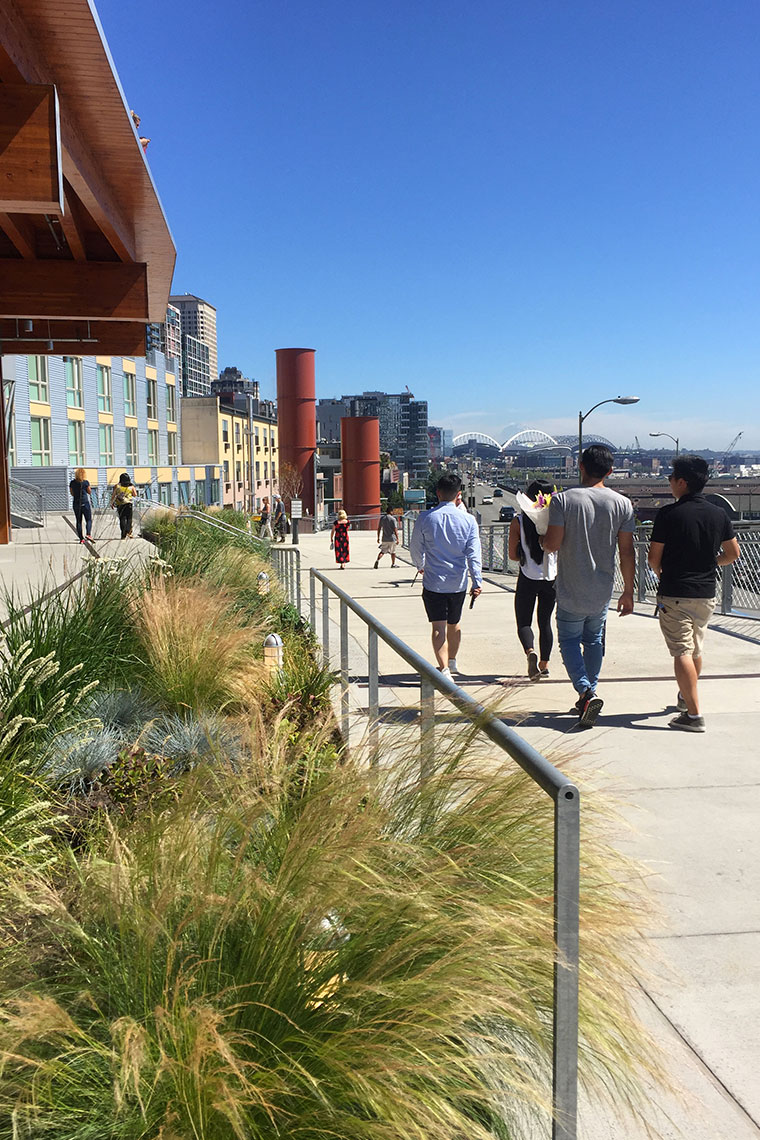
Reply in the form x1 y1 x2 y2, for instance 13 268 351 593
96 365 112 413
123 373 137 418
68 420 85 466
28 355 49 403
147 429 159 466
65 357 83 408
30 417 51 466
125 427 138 465
98 424 114 466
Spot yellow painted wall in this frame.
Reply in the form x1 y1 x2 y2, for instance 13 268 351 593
122 359 137 374
29 401 52 418
145 365 157 380
66 407 85 422
96 356 112 367
133 467 152 483
98 412 114 425
157 468 172 483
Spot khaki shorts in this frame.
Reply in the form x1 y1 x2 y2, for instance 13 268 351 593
657 595 715 658
379 540 397 554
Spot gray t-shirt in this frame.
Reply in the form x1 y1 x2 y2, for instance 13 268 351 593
379 514 398 542
548 485 635 615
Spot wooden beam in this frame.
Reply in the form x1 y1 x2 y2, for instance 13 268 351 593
0 212 36 258
0 261 148 320
0 84 63 213
57 182 86 260
0 318 147 357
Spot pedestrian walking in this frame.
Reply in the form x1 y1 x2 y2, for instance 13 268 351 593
543 445 635 727
374 506 399 568
409 472 482 678
331 510 351 569
272 494 286 542
69 467 93 544
647 454 740 732
508 480 557 679
259 496 274 539
110 472 136 539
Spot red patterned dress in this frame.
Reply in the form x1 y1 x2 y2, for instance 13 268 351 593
333 520 350 566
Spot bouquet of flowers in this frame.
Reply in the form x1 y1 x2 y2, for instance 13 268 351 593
515 487 556 535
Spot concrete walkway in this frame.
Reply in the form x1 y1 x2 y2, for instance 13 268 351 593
0 510 153 623
291 528 760 1140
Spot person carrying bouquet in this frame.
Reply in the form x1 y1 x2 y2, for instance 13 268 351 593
508 480 557 679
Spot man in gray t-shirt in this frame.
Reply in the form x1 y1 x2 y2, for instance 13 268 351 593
543 445 636 727
374 507 400 568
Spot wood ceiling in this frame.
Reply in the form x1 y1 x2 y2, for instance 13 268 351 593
0 0 176 357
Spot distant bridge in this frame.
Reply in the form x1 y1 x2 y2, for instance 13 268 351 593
453 429 617 453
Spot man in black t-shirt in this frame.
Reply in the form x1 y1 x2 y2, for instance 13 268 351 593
648 455 740 732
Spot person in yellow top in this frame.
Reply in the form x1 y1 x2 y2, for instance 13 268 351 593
110 472 137 539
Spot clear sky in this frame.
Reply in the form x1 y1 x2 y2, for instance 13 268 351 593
98 0 759 450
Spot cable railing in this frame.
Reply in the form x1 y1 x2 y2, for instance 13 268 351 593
401 515 760 621
9 477 44 524
307 565 580 1140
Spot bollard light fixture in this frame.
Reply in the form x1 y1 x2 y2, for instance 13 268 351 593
263 632 284 673
257 571 270 595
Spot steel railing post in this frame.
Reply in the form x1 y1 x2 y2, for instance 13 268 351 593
340 599 350 743
295 550 302 613
322 582 330 662
309 569 316 634
552 784 580 1140
503 528 508 572
720 564 733 614
636 540 647 603
488 528 494 572
368 627 379 761
419 676 435 778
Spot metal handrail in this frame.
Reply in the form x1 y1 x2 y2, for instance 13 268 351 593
308 565 580 1140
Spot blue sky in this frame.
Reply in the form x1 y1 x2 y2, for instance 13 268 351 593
98 0 759 450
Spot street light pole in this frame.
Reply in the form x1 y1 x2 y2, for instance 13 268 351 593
649 431 679 455
577 396 640 481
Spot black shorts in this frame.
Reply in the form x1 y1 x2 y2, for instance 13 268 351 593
422 588 467 625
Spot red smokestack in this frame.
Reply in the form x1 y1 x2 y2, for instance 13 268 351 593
341 416 381 520
275 348 316 515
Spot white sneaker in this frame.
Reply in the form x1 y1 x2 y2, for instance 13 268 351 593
448 658 459 675
438 667 452 680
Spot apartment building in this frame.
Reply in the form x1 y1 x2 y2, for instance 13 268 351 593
180 395 278 512
3 352 221 510
168 294 218 395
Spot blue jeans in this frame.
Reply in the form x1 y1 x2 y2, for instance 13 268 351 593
555 606 607 696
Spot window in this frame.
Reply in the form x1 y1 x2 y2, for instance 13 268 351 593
123 372 137 417
235 461 242 484
167 431 178 464
146 376 159 420
147 428 159 466
235 422 241 447
255 461 260 481
254 428 260 449
28 356 49 403
159 482 172 506
264 462 268 480
194 480 206 506
68 420 86 466
65 357 83 408
30 417 52 466
125 426 138 465
223 459 230 486
178 481 190 505
222 420 229 449
166 383 176 423
99 424 114 466
96 364 112 413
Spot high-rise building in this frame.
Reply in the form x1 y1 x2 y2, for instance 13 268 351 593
332 391 428 482
169 294 218 395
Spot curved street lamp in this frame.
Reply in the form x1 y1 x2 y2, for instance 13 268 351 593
578 396 640 480
649 431 679 455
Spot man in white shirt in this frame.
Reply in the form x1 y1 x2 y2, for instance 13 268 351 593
409 473 482 678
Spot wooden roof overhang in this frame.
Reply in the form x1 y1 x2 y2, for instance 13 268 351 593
0 0 176 356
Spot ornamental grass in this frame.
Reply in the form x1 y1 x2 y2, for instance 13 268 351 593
130 576 266 715
0 719 663 1140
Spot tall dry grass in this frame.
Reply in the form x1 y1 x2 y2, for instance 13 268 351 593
131 576 266 714
0 720 664 1139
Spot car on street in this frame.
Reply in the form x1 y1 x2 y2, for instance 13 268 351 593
481 495 494 505
499 505 515 521
493 488 503 497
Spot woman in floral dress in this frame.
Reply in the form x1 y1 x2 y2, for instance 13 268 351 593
331 509 351 569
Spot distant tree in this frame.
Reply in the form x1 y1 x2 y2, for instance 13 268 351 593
279 463 304 510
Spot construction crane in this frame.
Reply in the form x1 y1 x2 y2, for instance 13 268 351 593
722 431 743 466
634 435 641 451
404 385 414 399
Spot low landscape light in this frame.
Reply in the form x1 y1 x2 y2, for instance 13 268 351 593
263 632 284 673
